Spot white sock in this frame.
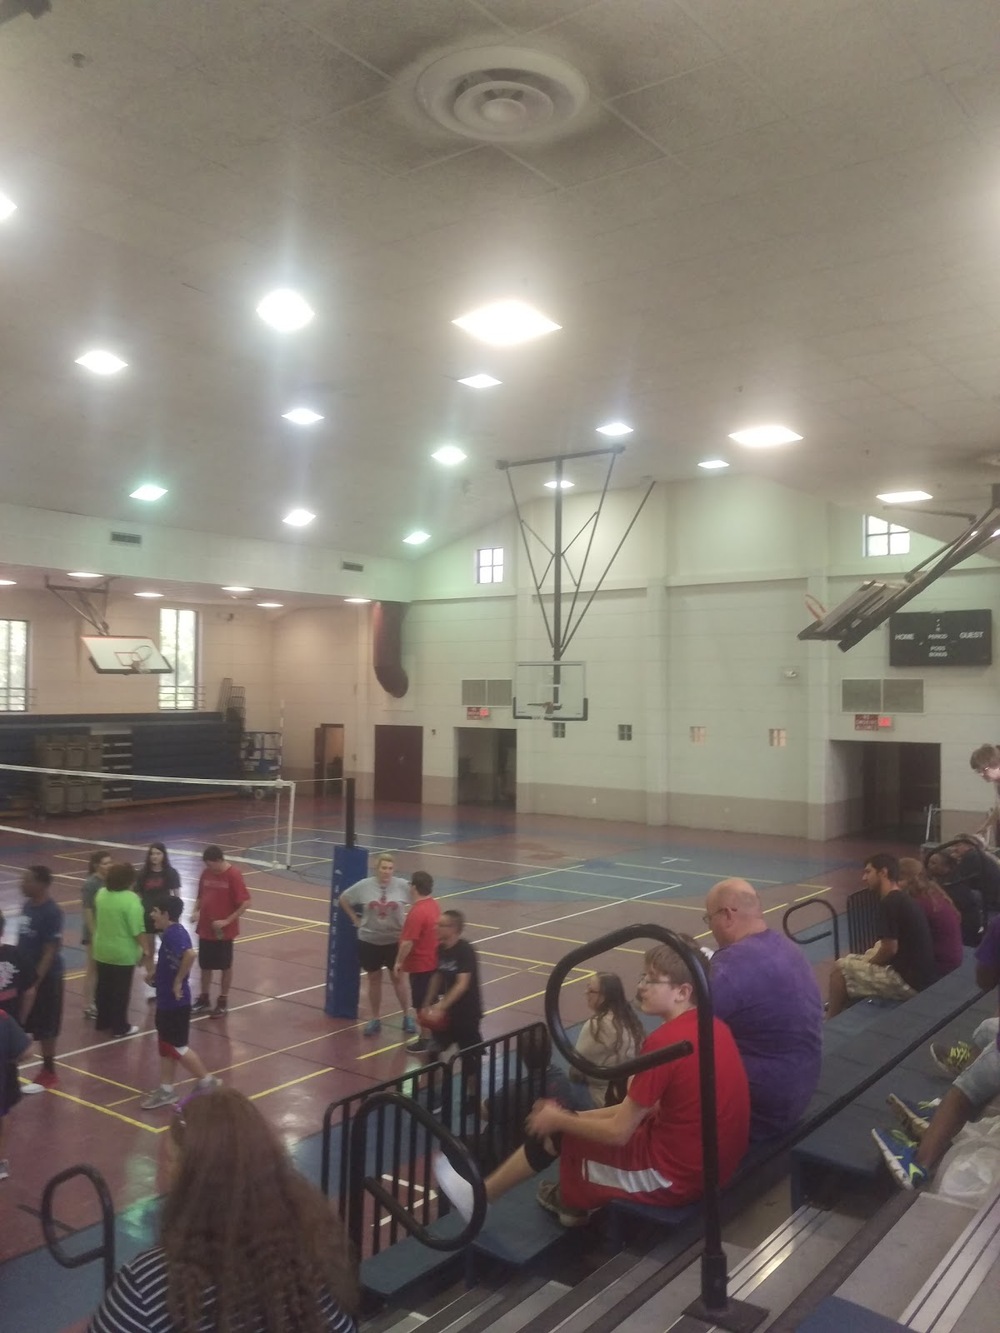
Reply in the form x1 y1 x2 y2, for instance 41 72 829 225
161 1083 174 1093
432 1151 475 1223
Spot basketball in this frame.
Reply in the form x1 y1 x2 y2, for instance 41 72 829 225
418 1006 450 1034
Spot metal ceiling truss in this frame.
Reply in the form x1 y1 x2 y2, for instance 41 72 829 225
497 445 654 662
44 576 113 636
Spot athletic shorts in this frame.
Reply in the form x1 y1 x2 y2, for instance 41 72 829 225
838 954 915 1004
198 938 234 972
955 1040 1000 1111
408 969 434 1011
23 972 64 1042
357 940 398 973
156 1006 191 1056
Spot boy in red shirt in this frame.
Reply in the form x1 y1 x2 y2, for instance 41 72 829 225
394 871 440 1054
435 942 749 1226
191 845 250 1019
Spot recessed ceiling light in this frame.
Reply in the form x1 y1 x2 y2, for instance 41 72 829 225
728 425 803 447
452 300 560 346
404 530 430 545
432 445 467 465
876 490 932 504
134 591 163 598
256 289 314 331
282 407 324 426
130 483 167 501
0 193 16 221
283 508 315 527
0 578 16 586
596 421 633 438
67 571 101 578
698 459 730 471
458 373 502 389
344 597 371 604
76 349 127 375
257 601 283 608
545 478 574 490
222 586 253 594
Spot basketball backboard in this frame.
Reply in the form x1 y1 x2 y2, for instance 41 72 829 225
513 661 587 720
82 636 172 674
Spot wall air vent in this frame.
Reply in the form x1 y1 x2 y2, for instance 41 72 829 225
342 561 364 572
110 531 142 546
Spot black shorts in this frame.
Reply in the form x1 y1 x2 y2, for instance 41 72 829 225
156 1006 191 1053
357 940 398 974
198 937 234 971
409 970 434 1011
24 972 63 1042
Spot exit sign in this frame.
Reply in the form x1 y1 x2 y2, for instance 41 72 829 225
854 714 893 731
466 706 490 720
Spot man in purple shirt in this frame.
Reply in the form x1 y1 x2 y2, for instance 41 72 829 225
705 878 823 1141
875 911 1000 1188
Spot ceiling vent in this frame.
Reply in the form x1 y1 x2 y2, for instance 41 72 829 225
110 531 142 546
414 45 589 144
342 560 364 572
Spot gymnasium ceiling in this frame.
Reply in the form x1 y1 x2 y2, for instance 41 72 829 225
2 0 1000 583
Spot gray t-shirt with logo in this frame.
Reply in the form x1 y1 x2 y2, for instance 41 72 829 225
342 875 410 945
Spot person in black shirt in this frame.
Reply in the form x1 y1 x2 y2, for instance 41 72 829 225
424 910 482 1053
827 853 935 1017
0 909 36 1020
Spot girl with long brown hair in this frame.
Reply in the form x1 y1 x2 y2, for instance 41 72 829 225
898 856 963 980
89 1088 358 1333
566 971 647 1108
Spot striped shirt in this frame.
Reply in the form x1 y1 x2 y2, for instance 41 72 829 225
88 1248 357 1333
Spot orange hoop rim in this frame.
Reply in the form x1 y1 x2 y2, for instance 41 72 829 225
804 594 827 622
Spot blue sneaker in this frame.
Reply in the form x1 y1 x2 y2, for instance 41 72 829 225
402 1013 417 1035
363 1018 382 1036
886 1093 939 1140
872 1128 929 1190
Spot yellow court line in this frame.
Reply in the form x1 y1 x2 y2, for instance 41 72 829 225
24 1083 162 1133
520 931 586 945
249 1066 335 1101
611 862 784 886
244 906 327 926
64 969 85 981
238 924 322 945
477 948 589 970
59 1065 145 1095
239 883 330 904
486 973 590 1016
357 972 521 1058
794 886 832 899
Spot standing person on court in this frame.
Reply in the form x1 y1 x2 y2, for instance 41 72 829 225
192 845 250 1019
17 865 65 1092
93 862 149 1040
136 842 182 1002
140 898 219 1110
339 851 414 1037
703 878 823 1141
395 870 441 1053
81 849 112 1019
0 908 35 1021
423 910 483 1057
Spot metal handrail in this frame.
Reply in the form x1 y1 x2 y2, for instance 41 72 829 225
41 1164 116 1293
783 897 840 958
545 925 732 1312
347 1090 487 1253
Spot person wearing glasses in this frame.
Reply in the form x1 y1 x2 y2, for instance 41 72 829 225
558 972 646 1110
434 942 749 1228
703 879 823 1141
88 1087 359 1333
969 744 1000 847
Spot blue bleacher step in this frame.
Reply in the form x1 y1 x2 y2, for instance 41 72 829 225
362 1211 467 1301
471 1165 566 1266
793 1295 906 1331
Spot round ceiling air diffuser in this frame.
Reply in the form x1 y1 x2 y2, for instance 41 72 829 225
414 45 590 144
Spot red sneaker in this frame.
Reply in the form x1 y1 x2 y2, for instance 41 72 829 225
33 1069 58 1090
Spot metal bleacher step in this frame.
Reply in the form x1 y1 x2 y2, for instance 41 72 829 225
368 1277 572 1333
896 1183 1000 1332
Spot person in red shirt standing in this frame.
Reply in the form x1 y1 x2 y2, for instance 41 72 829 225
394 872 440 1054
191 845 250 1019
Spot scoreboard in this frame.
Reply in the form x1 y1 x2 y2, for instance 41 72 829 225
888 610 992 667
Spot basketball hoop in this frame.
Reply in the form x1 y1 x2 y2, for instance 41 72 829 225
116 646 153 672
804 594 827 623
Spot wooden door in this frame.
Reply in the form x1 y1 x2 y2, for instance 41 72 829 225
373 724 423 804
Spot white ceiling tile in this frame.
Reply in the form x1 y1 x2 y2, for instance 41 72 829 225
673 120 832 198
316 94 476 174
472 0 603 32
797 78 976 169
878 0 1000 73
502 109 664 186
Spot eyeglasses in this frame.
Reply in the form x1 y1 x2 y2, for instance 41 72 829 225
701 906 731 925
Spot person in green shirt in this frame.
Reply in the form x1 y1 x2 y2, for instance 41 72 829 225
93 863 149 1038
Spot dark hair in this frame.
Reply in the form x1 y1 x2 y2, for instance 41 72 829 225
441 909 465 933
410 871 434 896
144 841 174 872
152 895 184 923
642 943 693 989
25 865 52 888
203 844 225 863
106 862 137 892
516 1025 552 1071
0 908 5 936
970 744 1000 772
88 848 112 874
590 972 645 1056
163 1089 358 1331
865 853 900 882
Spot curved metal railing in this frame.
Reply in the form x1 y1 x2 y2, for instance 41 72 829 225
783 897 840 959
41 1164 116 1293
347 1089 487 1253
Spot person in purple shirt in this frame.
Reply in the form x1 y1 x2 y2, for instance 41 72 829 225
704 878 824 1141
898 857 963 980
139 897 219 1111
875 911 1000 1188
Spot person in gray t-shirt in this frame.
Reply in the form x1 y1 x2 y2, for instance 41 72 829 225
339 852 415 1037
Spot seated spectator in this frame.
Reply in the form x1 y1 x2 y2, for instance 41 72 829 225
947 834 1000 917
898 857 963 980
929 1017 999 1080
704 878 823 1141
434 943 749 1228
89 1087 359 1332
556 972 646 1111
827 854 935 1018
874 910 1000 1189
925 847 984 946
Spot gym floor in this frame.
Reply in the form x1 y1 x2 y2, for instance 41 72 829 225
0 795 883 1329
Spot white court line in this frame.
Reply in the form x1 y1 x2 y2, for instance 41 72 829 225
475 884 682 946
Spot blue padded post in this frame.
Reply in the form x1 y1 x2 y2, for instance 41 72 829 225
325 844 370 1018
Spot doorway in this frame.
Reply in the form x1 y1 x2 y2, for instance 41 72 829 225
833 740 941 840
455 727 517 807
373 724 423 804
313 723 344 790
